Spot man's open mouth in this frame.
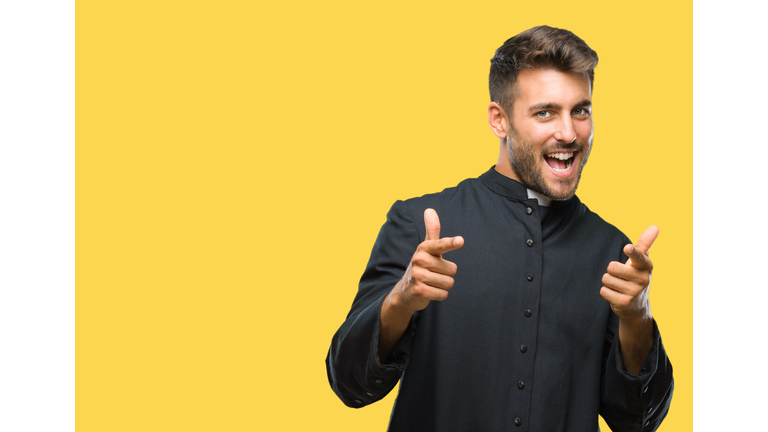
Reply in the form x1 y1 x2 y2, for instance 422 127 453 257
544 151 576 174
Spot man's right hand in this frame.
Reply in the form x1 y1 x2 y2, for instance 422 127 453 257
379 208 464 362
391 208 465 312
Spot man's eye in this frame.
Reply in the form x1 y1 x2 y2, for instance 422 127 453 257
573 108 590 117
536 111 551 118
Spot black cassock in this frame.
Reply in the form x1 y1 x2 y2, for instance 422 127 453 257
327 167 673 432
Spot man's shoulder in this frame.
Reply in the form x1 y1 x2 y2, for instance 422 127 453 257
397 176 482 210
380 175 484 229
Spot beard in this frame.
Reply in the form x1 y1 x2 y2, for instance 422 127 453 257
506 127 592 201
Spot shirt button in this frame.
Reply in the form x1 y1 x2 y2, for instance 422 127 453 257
514 417 522 426
643 386 648 394
375 379 384 384
645 420 650 427
524 309 532 317
526 207 533 215
518 381 525 389
355 399 362 404
647 405 652 414
527 274 533 281
527 239 534 247
520 345 528 353
366 392 374 397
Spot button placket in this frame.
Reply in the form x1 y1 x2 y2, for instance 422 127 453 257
513 201 539 429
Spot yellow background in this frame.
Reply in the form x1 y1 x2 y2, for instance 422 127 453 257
77 1 691 430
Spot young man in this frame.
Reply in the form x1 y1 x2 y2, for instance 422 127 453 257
327 26 673 431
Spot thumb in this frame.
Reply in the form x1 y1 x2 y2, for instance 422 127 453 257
635 225 660 256
424 208 441 241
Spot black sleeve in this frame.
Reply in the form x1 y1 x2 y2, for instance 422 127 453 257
326 200 422 408
600 314 674 431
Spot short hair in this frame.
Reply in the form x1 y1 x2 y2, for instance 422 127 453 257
489 25 598 116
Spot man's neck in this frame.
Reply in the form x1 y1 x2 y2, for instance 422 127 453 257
494 164 551 207
494 157 520 183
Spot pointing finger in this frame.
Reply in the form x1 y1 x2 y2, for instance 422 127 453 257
422 236 465 256
424 208 440 241
623 243 653 270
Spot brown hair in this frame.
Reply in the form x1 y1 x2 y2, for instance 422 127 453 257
489 25 598 115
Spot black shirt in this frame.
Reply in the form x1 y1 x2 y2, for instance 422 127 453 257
327 167 673 431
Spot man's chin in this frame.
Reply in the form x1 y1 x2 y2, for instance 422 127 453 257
540 175 579 201
547 189 576 201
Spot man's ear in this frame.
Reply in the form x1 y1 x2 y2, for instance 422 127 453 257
488 102 509 139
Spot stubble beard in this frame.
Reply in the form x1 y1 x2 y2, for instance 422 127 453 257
505 128 592 201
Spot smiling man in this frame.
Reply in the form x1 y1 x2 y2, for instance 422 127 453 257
327 26 673 431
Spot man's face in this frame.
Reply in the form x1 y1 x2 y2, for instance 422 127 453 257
505 68 594 201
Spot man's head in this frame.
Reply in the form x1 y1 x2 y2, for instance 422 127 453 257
488 26 598 201
489 26 598 118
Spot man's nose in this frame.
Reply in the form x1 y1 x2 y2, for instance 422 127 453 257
553 116 577 144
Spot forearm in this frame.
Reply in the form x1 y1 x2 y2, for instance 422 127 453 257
378 287 416 364
618 316 654 375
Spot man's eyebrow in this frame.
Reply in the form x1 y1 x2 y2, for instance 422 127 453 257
528 102 561 112
528 100 592 112
574 99 592 108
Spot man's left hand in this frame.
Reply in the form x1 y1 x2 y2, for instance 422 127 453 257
600 225 659 321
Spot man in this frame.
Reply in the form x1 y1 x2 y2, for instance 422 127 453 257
326 26 673 431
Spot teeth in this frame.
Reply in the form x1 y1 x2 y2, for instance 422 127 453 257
550 156 574 173
547 151 574 160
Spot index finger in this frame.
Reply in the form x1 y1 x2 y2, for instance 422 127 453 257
623 243 653 270
422 236 465 256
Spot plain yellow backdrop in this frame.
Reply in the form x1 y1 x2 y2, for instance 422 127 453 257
77 1 691 430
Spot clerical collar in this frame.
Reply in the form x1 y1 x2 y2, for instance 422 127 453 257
527 189 551 207
480 166 529 201
480 166 555 206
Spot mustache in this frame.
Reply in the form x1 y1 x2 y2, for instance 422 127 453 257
541 141 588 154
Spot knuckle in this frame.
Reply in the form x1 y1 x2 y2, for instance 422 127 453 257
411 283 427 297
435 290 449 301
411 253 428 267
445 277 455 290
410 267 426 281
447 262 458 276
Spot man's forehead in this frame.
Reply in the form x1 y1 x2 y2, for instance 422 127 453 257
514 68 591 107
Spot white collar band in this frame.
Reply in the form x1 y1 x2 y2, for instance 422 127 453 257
527 189 552 207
